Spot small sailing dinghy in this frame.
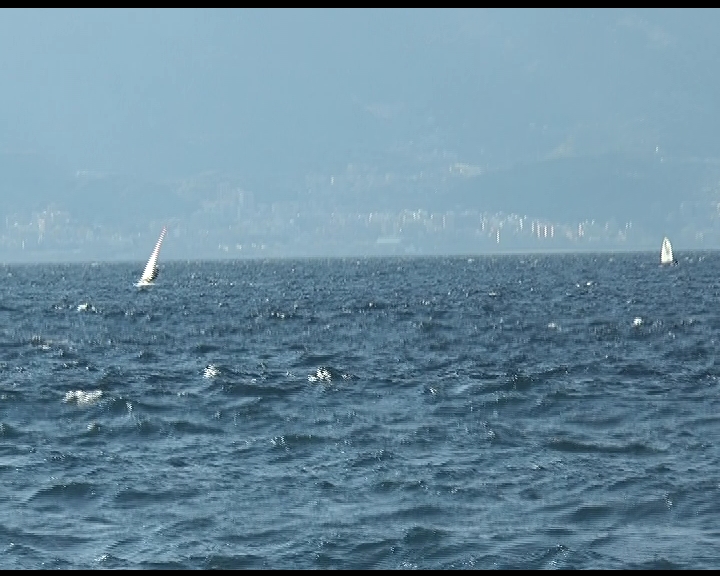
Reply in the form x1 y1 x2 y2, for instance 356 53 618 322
135 227 167 287
660 236 677 266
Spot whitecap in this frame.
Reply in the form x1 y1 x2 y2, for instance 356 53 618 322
203 364 220 379
308 367 332 383
632 317 643 327
63 390 103 405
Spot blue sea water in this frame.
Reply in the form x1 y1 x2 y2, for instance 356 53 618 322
2 252 720 569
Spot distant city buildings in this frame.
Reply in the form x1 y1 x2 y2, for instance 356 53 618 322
2 157 720 263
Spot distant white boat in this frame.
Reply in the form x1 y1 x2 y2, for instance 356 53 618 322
660 236 677 266
135 227 167 287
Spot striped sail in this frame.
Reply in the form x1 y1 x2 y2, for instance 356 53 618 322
139 227 167 284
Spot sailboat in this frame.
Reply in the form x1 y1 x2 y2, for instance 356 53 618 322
135 227 167 287
660 236 677 266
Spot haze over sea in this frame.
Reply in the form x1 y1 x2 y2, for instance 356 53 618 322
2 252 720 569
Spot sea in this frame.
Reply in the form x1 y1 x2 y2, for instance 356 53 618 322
2 251 720 569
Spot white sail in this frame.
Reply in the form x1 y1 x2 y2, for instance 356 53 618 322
137 227 167 286
660 236 675 265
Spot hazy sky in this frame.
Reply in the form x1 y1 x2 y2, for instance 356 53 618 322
2 8 720 185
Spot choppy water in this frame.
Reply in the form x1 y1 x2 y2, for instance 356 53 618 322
2 252 720 569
